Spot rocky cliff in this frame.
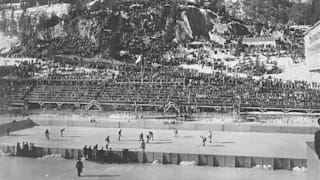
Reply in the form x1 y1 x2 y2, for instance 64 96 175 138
0 1 248 60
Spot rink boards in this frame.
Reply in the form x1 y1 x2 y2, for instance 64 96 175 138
0 144 306 170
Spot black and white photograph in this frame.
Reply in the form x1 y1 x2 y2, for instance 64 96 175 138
0 0 320 179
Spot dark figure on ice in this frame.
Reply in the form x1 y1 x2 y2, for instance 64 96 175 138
76 158 84 176
140 139 146 152
105 136 110 144
6 128 10 136
208 130 212 143
45 129 50 140
146 134 150 143
149 131 153 140
200 136 207 147
174 128 178 137
118 128 122 141
315 119 320 159
139 132 144 142
60 128 65 137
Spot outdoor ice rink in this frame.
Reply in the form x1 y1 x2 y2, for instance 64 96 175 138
0 126 313 159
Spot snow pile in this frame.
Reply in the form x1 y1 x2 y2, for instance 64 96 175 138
292 166 307 172
253 164 273 170
26 3 71 18
0 150 12 156
37 154 64 160
179 161 196 166
152 159 161 165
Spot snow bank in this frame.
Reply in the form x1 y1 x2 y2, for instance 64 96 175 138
292 166 307 172
26 3 71 18
152 159 161 165
253 164 273 170
37 154 64 160
0 150 12 156
179 161 196 166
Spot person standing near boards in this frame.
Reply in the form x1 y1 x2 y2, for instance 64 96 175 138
314 119 320 159
76 158 84 177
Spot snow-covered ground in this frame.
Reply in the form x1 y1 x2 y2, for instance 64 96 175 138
0 32 19 54
26 3 71 18
270 62 320 83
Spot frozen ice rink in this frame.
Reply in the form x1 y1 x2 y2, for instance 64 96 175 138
0 126 313 158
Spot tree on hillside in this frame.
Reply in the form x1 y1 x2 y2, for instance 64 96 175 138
242 0 291 24
311 0 320 24
288 3 312 25
207 0 225 15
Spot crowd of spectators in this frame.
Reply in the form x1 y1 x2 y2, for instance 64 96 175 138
83 144 116 163
0 61 318 111
0 0 318 111
16 141 35 157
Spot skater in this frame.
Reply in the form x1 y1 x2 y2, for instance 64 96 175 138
60 128 65 138
174 128 178 137
139 132 144 142
149 131 153 140
146 134 150 143
140 139 146 152
75 158 84 177
105 136 110 144
208 130 212 143
6 128 10 136
45 129 50 140
200 136 207 147
118 128 122 141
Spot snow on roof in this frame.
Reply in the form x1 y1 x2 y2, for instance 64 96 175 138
26 3 71 18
